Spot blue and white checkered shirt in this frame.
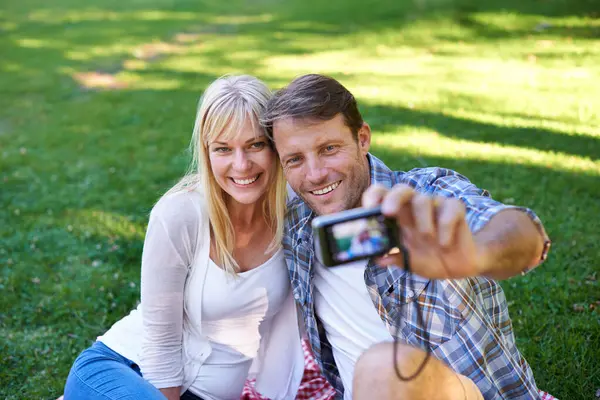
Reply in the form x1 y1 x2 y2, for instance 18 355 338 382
283 154 543 400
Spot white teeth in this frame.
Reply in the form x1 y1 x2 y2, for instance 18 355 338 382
232 175 259 185
312 181 340 195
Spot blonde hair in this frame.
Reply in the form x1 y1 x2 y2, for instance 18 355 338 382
166 75 287 275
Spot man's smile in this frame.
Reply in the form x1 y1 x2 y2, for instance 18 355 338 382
310 181 341 196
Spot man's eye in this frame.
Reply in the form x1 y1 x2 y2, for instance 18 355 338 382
286 156 301 166
324 145 337 152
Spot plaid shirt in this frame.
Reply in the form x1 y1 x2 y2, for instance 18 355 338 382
283 154 544 400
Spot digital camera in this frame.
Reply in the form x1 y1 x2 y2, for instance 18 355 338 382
312 206 399 267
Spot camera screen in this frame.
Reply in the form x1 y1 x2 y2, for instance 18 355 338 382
328 214 391 263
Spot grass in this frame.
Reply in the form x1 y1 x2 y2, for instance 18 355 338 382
0 0 598 398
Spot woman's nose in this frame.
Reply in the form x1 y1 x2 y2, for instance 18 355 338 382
233 150 251 171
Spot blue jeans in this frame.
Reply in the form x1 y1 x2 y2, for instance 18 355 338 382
64 341 204 400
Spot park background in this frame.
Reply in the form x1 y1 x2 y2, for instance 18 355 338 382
1 0 598 398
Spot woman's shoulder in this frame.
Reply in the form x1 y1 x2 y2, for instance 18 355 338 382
150 189 206 230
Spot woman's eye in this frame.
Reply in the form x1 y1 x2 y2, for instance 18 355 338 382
251 141 266 149
214 147 230 153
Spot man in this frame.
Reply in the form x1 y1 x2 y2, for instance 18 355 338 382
263 74 551 399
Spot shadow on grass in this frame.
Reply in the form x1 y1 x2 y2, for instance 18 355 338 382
455 12 600 41
2 0 599 96
362 103 600 161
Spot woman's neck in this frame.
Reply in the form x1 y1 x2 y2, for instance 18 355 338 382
226 197 264 231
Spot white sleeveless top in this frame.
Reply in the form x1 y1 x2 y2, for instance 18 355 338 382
189 251 288 399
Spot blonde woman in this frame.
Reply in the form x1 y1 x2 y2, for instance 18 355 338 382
63 75 304 400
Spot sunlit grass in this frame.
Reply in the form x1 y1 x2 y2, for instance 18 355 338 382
27 9 201 23
469 11 600 31
62 209 145 240
372 131 600 173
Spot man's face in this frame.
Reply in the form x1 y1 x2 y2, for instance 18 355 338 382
273 113 371 215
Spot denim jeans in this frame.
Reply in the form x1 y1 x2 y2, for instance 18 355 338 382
64 341 204 400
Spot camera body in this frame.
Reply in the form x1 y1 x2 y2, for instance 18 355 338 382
312 206 399 267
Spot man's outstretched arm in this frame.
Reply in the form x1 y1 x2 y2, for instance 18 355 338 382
474 208 549 280
362 184 550 280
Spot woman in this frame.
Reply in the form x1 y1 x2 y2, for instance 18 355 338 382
63 75 304 400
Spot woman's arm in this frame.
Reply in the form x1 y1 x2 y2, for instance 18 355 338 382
139 193 201 393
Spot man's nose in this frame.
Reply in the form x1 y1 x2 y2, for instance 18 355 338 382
305 157 327 184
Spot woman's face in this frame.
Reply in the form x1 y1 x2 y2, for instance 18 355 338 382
208 119 276 207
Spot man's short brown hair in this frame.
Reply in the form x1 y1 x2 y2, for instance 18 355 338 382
262 74 364 141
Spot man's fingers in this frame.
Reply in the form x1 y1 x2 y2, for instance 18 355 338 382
380 184 415 227
412 194 436 240
437 198 466 247
375 247 405 268
362 184 389 208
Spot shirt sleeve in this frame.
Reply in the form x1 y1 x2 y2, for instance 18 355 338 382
410 168 550 269
407 167 547 237
138 191 201 388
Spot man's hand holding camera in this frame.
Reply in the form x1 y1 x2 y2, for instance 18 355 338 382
363 183 548 280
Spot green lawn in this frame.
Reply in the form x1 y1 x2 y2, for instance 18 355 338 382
1 0 598 398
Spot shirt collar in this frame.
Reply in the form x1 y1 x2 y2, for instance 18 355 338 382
367 153 397 189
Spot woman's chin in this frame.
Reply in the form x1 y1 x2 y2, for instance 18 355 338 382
225 190 266 206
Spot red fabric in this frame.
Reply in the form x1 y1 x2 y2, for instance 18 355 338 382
540 391 558 400
240 340 557 400
241 339 335 400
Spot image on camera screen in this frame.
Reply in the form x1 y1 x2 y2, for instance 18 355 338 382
330 215 390 263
